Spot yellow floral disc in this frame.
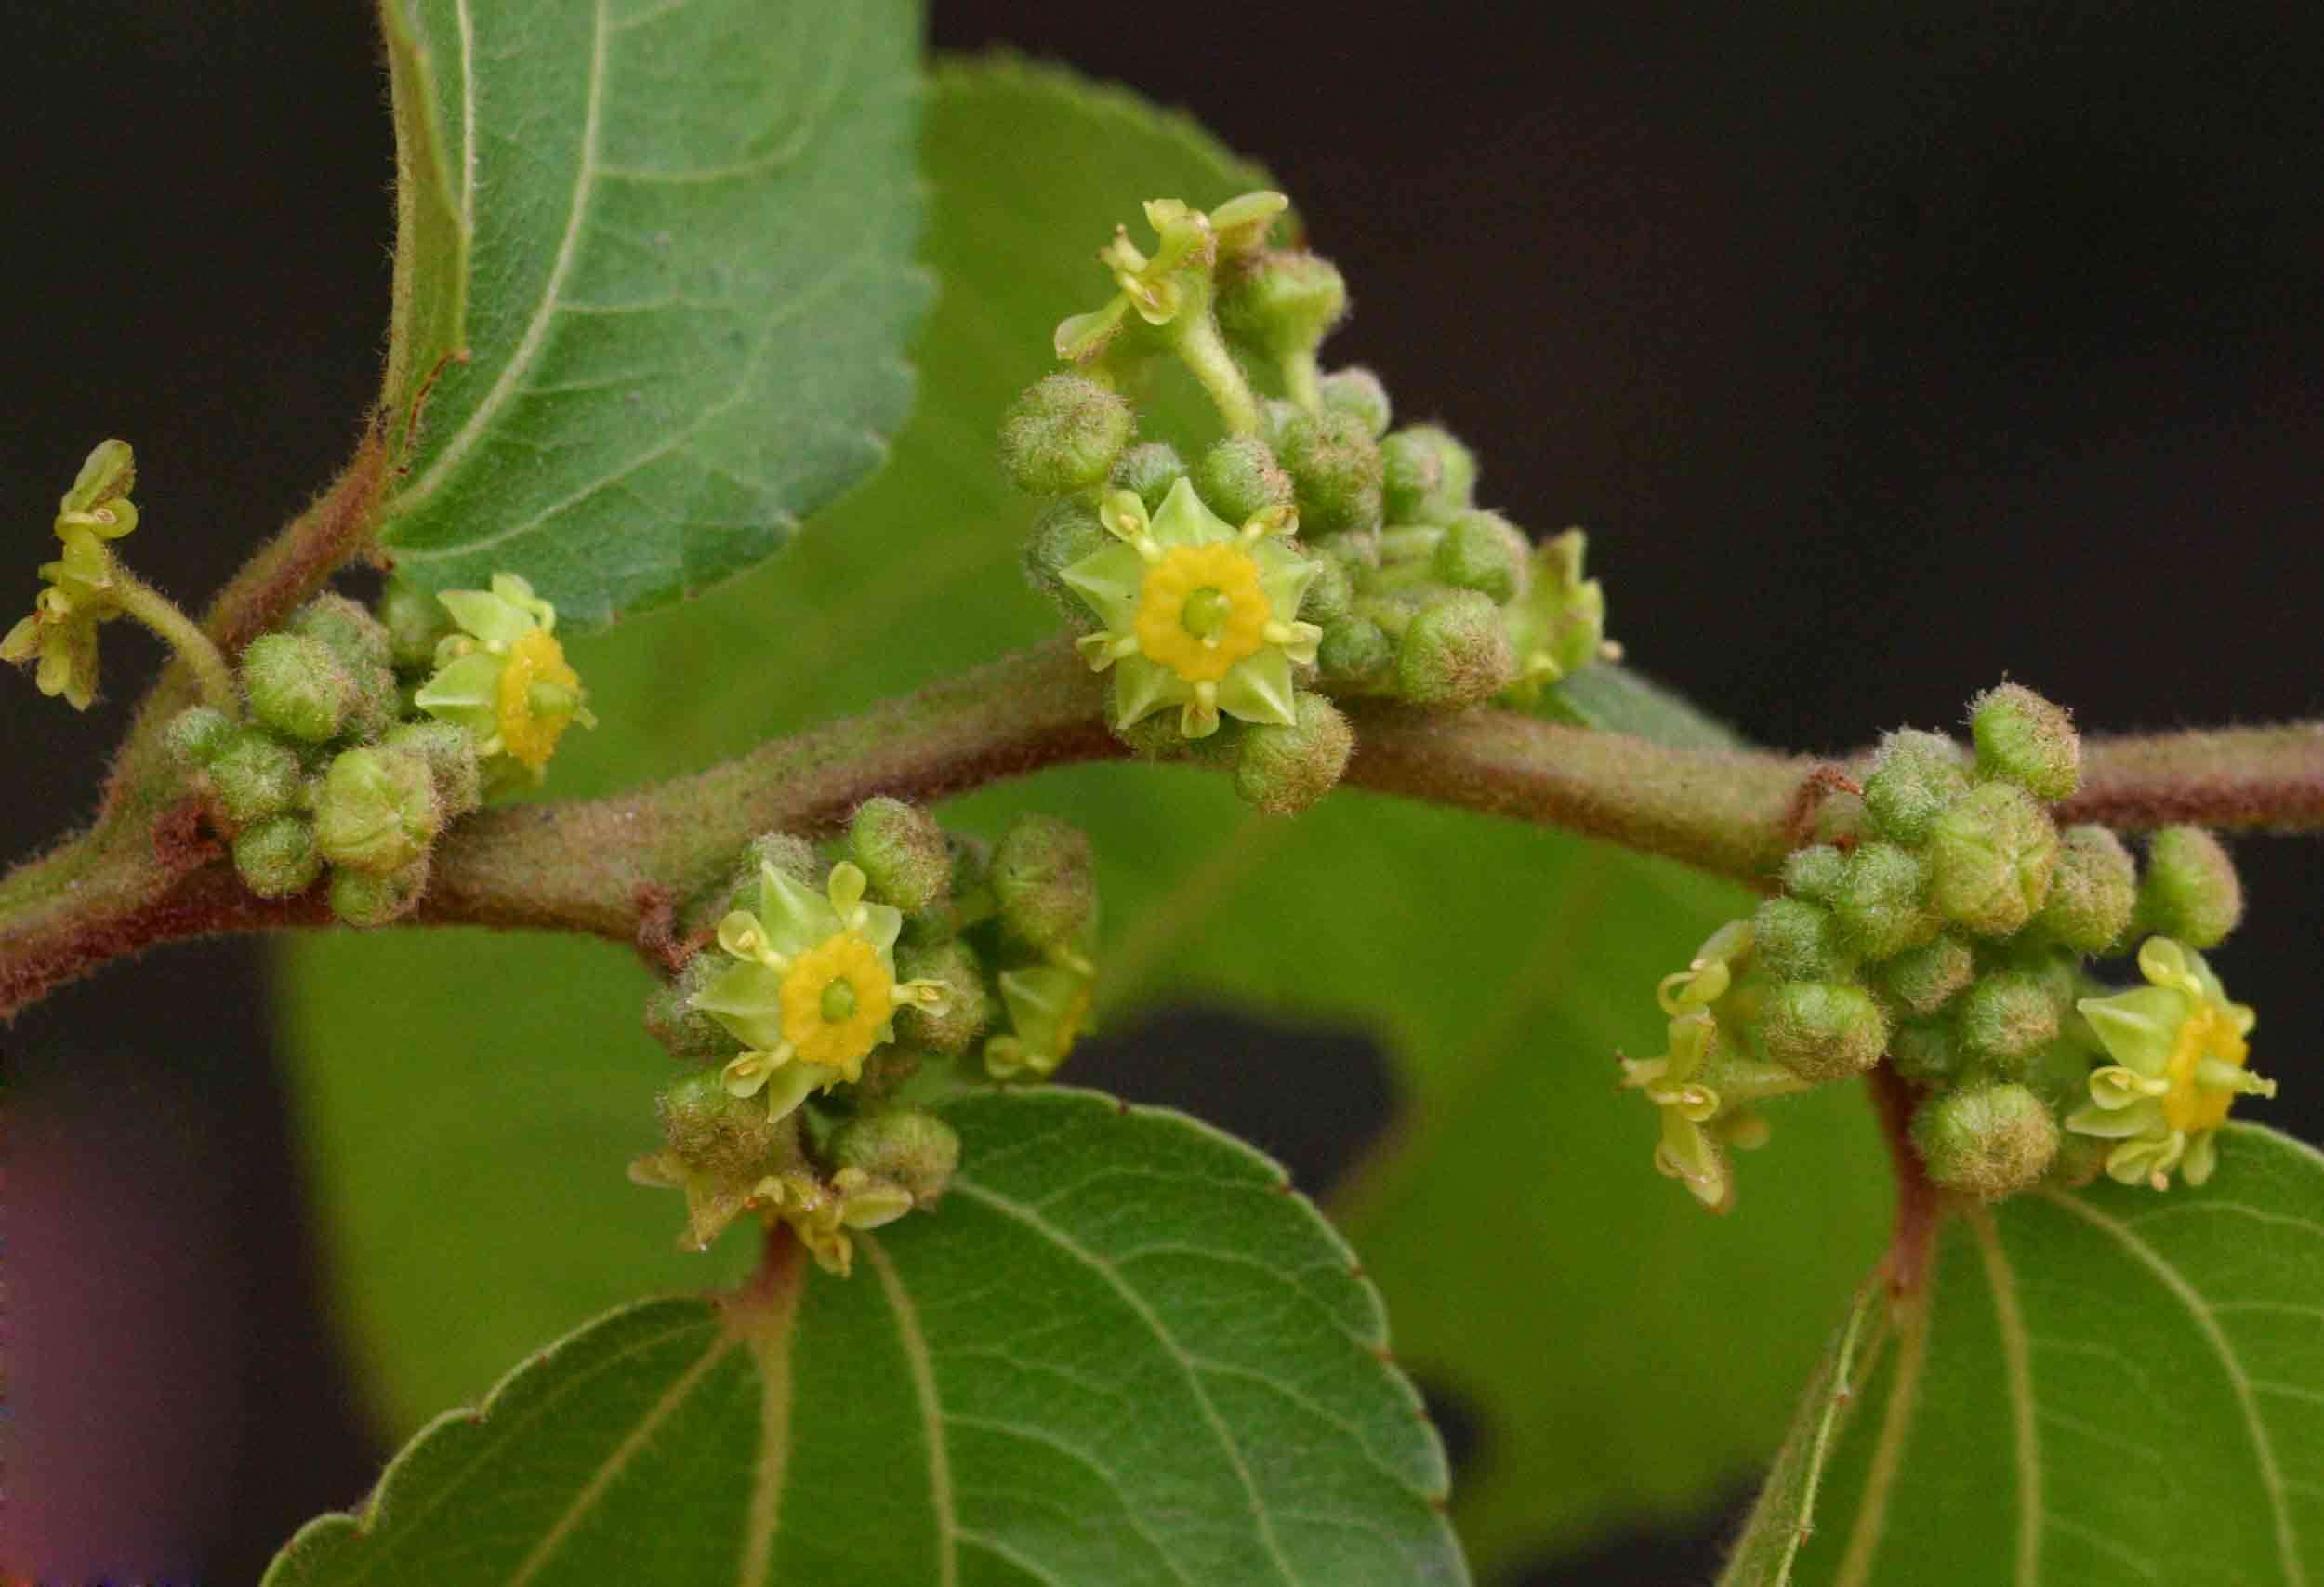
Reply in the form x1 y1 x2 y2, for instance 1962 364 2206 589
495 629 582 773
778 932 896 1076
2163 1003 2251 1134
1131 542 1270 683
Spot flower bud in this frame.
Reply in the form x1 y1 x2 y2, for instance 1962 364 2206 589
1192 436 1294 527
286 592 393 675
644 953 746 1060
992 813 1096 949
1861 729 1972 846
207 728 306 825
164 705 237 768
1970 682 2080 800
1022 499 1111 624
1911 1080 2060 1200
1396 589 1516 709
241 632 357 744
1431 510 1529 602
997 373 1134 496
828 1109 962 1205
892 938 992 1055
1959 971 2061 1065
1757 981 1889 1081
379 721 482 822
378 575 455 674
2135 827 2243 949
1877 933 1975 1016
1753 897 1850 982
1317 617 1393 686
1234 692 1353 816
232 813 323 899
849 797 952 914
1780 844 1848 905
2038 824 2137 952
1217 250 1348 364
1891 1018 1966 1085
328 854 429 927
1833 840 1940 959
716 832 822 920
1298 553 1355 628
1317 366 1392 438
1380 424 1478 526
1928 781 2057 937
1274 409 1383 535
659 1070 785 1180
314 746 442 875
1110 442 1188 511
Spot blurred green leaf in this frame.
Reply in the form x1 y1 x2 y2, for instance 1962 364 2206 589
267 1091 1464 1585
1759 1124 2324 1586
372 0 926 626
279 54 1888 1576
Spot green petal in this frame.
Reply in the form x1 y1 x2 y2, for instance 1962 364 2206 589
2182 1130 2220 1186
690 960 790 1051
760 1060 842 1123
1111 654 1184 729
862 901 903 961
1053 297 1129 362
1058 542 1148 629
758 865 841 955
2076 985 2187 1074
437 589 537 647
413 652 506 734
2 615 38 664
1251 538 1318 612
1218 649 1298 727
2065 1098 2165 1140
1148 477 1235 549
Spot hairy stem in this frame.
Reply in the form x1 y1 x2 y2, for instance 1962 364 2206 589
108 567 239 717
5 634 2322 1021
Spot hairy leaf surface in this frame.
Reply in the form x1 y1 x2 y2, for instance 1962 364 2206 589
267 1091 1464 1585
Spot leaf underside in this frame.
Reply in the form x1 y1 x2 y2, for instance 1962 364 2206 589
265 1091 1465 1586
372 0 928 628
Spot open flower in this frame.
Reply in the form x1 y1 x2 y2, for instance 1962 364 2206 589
690 859 949 1121
1051 192 1288 364
412 573 594 778
5 441 139 710
1063 478 1320 738
984 955 1097 1081
2066 936 2273 1189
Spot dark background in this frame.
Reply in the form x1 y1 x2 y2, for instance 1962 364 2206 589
4 2 2318 1581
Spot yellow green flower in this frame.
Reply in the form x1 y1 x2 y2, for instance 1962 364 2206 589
984 957 1097 1081
1063 478 1321 738
690 859 949 1120
1618 919 1810 1210
412 573 594 778
2066 936 2273 1189
4 440 140 710
1051 192 1287 364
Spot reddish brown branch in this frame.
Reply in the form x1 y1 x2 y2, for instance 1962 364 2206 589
1867 1065 1941 1299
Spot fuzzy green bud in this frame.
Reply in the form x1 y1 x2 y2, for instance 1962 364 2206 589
1274 409 1384 535
379 721 482 822
1891 1018 1966 1085
1861 729 1972 846
1380 424 1477 525
644 953 746 1060
232 813 323 899
1758 981 1890 1081
1911 1080 2060 1201
998 374 1134 496
892 938 992 1056
206 728 306 825
1022 499 1111 624
1780 844 1849 905
286 592 393 675
164 705 237 768
1234 692 1353 816
1110 443 1188 511
992 813 1096 949
378 576 455 674
840 797 952 914
1317 366 1392 439
1317 617 1393 686
314 746 442 875
1396 590 1517 709
1878 933 1975 1017
1970 682 2080 800
1834 840 1940 959
1928 781 2057 937
2135 827 2243 949
717 833 822 922
1753 897 1850 982
2038 824 2137 952
1192 436 1295 527
1217 250 1348 364
241 632 356 744
328 854 429 927
659 1070 784 1179
1431 510 1530 602
1299 553 1355 628
828 1109 962 1205
1959 971 2062 1065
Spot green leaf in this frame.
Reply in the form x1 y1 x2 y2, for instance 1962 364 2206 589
277 54 1887 1576
371 0 928 627
1762 1124 2324 1587
266 1091 1465 1585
